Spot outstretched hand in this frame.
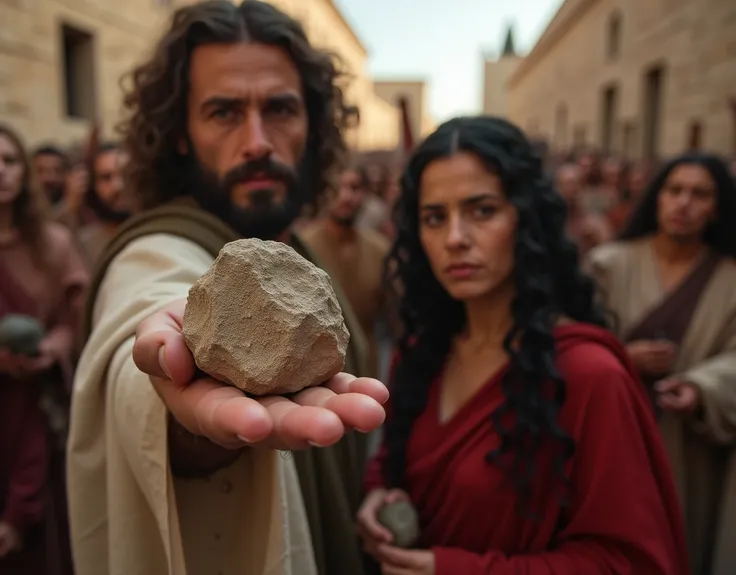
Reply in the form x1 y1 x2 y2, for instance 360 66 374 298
133 299 388 451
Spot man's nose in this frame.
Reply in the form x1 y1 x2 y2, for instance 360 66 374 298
238 112 274 160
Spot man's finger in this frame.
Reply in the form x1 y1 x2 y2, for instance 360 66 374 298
196 389 274 446
133 300 194 384
325 373 389 404
259 396 344 449
322 394 385 432
151 375 222 433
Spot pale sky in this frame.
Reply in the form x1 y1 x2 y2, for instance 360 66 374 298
333 0 564 122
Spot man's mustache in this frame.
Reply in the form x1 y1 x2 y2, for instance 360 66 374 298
222 158 298 191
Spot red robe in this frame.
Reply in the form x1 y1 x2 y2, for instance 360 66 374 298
365 324 689 574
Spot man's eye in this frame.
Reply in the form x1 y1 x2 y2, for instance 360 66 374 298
266 102 297 116
211 108 234 120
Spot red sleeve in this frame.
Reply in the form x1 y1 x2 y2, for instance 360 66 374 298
1 397 48 534
431 363 687 575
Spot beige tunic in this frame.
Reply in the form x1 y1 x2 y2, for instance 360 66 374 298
67 233 316 575
588 238 736 575
301 222 389 378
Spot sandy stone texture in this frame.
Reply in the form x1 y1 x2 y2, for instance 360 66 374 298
182 239 350 396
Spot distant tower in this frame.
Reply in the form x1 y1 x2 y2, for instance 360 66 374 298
481 23 522 117
501 24 517 58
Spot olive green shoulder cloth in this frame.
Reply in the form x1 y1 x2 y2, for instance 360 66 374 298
81 199 369 378
81 199 240 344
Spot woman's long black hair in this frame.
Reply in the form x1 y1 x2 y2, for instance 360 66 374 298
383 116 608 508
619 152 736 258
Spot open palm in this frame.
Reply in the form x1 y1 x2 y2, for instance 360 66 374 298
133 299 388 450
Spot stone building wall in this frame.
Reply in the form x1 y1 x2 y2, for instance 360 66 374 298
0 0 399 152
506 0 736 159
0 0 174 148
373 79 436 141
482 55 522 118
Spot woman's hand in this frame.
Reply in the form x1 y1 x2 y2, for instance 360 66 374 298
375 546 435 575
0 346 54 380
357 488 411 556
133 299 389 450
0 521 21 557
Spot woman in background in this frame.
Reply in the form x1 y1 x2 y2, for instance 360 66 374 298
0 124 88 574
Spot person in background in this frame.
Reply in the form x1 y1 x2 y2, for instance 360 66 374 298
606 159 652 232
555 162 612 257
0 124 87 575
31 145 67 207
357 162 393 236
32 144 91 231
588 152 736 575
66 3 387 574
357 116 688 575
302 164 391 378
77 142 133 269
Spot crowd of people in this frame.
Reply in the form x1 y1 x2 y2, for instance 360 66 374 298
1 1 736 574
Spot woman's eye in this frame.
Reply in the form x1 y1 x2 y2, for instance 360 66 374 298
474 205 496 217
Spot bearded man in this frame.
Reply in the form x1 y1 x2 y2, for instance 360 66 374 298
302 165 391 377
67 2 387 574
77 142 133 268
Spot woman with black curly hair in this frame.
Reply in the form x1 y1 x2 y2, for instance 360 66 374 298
357 116 688 575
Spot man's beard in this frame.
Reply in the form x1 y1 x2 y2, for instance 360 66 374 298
46 185 64 205
186 156 303 240
330 212 356 227
86 190 131 224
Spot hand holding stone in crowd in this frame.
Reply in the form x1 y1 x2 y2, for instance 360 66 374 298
0 346 54 379
0 520 21 558
655 379 702 413
133 298 388 451
625 339 677 376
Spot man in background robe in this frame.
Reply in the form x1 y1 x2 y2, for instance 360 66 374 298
76 142 133 269
588 153 736 575
555 163 612 257
67 2 386 574
303 165 391 378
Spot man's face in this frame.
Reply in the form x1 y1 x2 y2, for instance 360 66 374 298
329 169 366 226
555 165 583 205
90 149 132 223
94 150 128 209
33 152 66 203
185 42 308 239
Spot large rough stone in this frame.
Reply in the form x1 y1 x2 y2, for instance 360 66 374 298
182 239 350 396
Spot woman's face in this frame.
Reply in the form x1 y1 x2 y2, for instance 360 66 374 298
418 152 517 302
0 134 24 206
656 163 717 242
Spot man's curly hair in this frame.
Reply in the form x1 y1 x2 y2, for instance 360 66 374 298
117 0 355 209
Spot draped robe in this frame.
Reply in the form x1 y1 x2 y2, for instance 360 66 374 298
68 200 371 575
588 238 736 575
365 323 688 574
0 223 87 575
